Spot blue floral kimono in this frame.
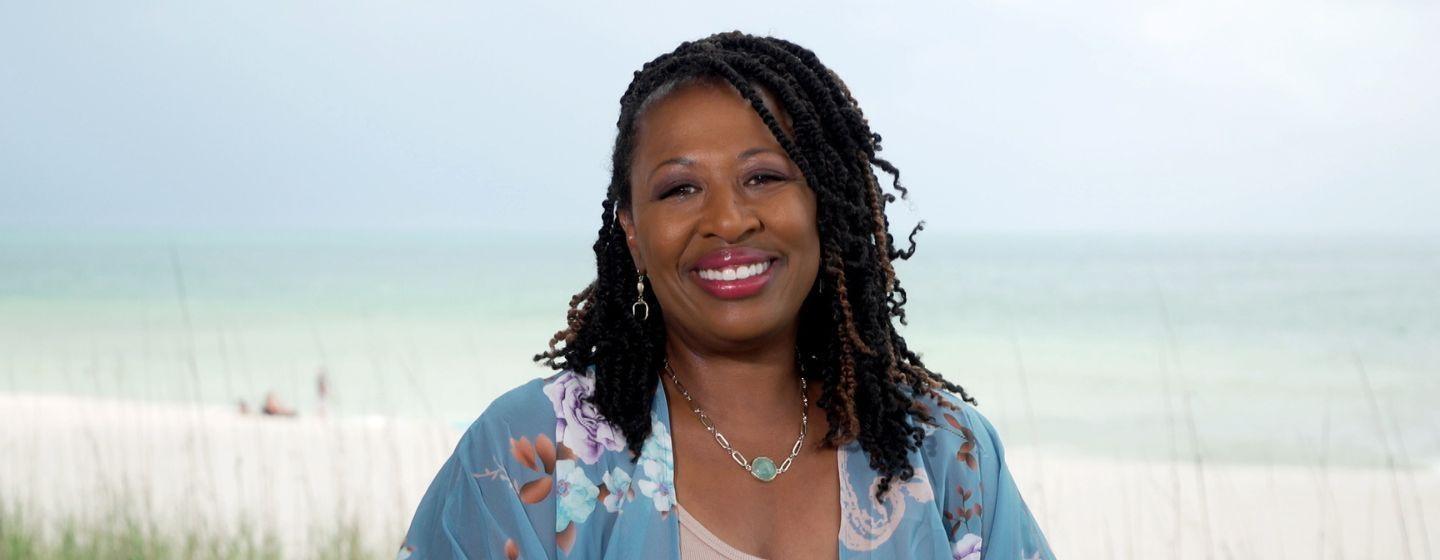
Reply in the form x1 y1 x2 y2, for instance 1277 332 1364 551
399 368 1054 559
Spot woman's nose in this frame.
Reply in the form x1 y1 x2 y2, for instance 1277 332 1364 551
697 181 760 243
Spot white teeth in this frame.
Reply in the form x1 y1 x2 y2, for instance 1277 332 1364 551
698 260 770 281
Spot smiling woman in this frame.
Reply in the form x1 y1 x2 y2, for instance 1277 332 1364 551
619 76 821 353
399 31 1054 560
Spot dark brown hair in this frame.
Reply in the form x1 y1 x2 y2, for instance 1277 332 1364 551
534 31 975 498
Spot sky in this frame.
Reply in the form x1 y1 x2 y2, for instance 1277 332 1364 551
1 0 1437 236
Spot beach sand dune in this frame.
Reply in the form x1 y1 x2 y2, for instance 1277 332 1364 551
2 393 1435 558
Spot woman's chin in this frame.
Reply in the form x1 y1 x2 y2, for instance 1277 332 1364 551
692 313 793 347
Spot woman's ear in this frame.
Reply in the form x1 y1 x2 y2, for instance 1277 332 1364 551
617 206 645 273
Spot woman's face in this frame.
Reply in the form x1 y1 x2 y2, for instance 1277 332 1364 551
618 79 820 349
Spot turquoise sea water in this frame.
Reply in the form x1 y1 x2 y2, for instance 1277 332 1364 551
1 229 1436 468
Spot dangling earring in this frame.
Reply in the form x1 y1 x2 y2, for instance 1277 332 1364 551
632 272 650 321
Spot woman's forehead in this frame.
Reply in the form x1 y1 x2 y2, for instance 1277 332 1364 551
629 88 795 185
632 76 795 143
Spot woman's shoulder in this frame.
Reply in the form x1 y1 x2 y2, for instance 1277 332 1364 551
449 369 566 461
909 388 1010 473
909 390 1056 559
459 366 629 465
402 369 606 560
460 372 558 439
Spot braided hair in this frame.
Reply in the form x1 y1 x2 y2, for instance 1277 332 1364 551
534 30 976 498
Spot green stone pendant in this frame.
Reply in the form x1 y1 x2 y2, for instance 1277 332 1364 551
750 456 778 482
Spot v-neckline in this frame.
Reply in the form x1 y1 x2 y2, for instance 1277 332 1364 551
651 375 849 560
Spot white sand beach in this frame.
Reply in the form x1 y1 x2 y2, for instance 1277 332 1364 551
1006 446 1438 559
0 393 462 557
2 392 1435 559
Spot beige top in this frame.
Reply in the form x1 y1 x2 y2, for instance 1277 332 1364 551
676 503 767 560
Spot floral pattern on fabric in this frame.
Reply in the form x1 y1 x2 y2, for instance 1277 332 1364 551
952 533 983 560
554 459 599 532
543 370 626 464
506 434 558 505
838 446 937 551
635 416 677 514
600 466 634 513
938 411 985 540
398 372 1056 559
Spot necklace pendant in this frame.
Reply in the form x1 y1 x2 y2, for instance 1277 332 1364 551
750 456 778 482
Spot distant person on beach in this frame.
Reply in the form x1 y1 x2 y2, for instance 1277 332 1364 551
261 391 296 417
400 32 1052 559
316 367 329 416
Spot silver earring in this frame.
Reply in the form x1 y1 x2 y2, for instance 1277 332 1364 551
632 273 650 321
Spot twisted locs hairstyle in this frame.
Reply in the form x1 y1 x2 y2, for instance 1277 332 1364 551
534 31 975 498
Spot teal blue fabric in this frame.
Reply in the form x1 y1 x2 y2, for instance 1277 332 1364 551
399 368 1054 559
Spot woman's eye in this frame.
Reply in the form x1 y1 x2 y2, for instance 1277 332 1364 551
746 173 786 186
660 184 697 199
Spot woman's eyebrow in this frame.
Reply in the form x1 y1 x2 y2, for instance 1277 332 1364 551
648 156 694 182
738 146 781 159
647 147 781 181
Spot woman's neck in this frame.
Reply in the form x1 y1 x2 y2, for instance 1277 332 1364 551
661 332 805 425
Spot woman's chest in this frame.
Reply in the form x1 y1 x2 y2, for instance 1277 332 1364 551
672 442 842 559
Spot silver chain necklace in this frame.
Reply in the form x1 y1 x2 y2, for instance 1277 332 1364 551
662 358 808 482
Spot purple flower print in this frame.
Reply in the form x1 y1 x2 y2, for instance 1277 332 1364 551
544 371 626 464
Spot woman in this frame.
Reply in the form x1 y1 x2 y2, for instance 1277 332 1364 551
400 31 1054 560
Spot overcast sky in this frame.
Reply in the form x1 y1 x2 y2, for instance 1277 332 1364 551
2 0 1436 235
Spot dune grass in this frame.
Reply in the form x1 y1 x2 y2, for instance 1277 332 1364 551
0 504 381 560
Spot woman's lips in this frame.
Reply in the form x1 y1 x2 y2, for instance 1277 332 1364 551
691 258 777 300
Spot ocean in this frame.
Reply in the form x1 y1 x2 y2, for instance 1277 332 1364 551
2 229 1436 469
